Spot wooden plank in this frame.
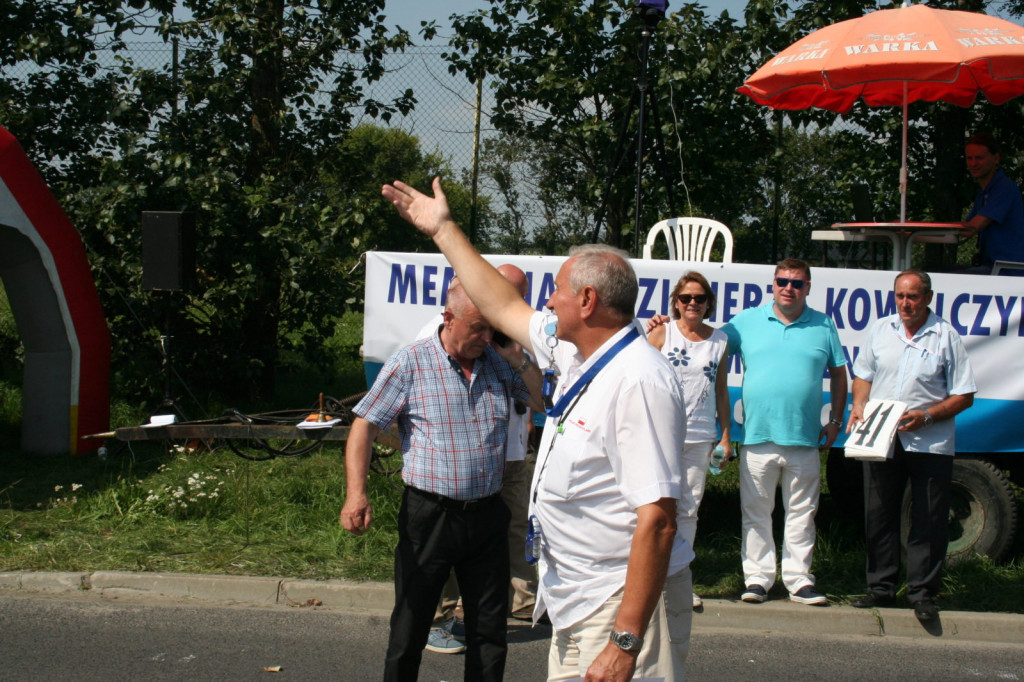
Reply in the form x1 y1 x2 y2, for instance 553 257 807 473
114 424 351 442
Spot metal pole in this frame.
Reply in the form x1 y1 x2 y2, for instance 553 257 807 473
632 25 653 258
469 65 484 245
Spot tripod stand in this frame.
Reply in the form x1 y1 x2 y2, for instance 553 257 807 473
591 2 677 255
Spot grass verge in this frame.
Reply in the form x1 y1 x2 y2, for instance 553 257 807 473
2 429 1023 613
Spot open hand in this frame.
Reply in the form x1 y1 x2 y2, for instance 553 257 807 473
381 177 453 238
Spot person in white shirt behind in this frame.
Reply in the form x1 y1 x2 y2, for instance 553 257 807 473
382 176 695 682
847 270 976 622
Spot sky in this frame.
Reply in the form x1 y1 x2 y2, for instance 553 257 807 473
381 0 751 39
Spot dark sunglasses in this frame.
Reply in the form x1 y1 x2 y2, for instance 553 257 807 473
678 294 708 304
775 277 806 290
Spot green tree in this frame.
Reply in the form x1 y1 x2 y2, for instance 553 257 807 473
444 0 776 256
0 1 437 404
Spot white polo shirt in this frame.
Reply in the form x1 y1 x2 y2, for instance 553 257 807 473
853 311 976 455
528 311 693 629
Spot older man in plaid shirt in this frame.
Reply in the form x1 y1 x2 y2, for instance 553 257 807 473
341 282 543 682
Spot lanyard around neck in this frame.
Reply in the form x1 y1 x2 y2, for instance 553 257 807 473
545 326 640 419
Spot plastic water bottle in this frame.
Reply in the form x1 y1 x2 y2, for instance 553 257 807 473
708 445 726 475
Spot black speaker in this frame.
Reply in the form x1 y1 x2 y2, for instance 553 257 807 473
142 211 196 291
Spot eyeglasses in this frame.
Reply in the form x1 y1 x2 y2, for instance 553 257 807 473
678 294 708 304
774 277 806 290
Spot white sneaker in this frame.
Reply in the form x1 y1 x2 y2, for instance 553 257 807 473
692 592 703 609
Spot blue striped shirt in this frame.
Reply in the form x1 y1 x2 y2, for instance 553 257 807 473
355 332 529 500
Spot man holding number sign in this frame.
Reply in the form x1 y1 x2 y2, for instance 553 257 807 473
847 270 976 622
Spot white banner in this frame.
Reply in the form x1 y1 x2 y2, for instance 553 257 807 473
364 252 1024 454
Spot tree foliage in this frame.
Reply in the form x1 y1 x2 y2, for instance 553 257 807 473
446 0 1023 266
0 0 462 406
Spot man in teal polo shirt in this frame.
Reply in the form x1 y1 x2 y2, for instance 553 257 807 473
722 258 848 606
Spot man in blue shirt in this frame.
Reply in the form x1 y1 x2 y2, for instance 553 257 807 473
848 270 976 622
964 133 1024 275
722 258 848 607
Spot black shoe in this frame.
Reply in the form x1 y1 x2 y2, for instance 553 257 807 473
851 593 895 609
913 599 938 621
741 585 768 603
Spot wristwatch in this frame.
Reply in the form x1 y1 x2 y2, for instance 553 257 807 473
829 417 843 427
922 409 934 427
609 630 643 652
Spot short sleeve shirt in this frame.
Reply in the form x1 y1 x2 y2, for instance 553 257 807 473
528 311 693 629
853 312 976 454
967 169 1024 267
355 333 529 500
722 303 846 447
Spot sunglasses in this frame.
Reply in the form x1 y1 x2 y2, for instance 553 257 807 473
774 277 806 290
678 294 708 304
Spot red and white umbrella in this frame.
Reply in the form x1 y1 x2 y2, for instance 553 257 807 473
738 2 1024 221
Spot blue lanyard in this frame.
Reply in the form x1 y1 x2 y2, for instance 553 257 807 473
545 326 640 419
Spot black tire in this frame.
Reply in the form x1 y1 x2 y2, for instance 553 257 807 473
825 447 864 517
901 456 1019 564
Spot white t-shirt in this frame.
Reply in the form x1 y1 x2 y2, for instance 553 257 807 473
528 311 693 629
659 322 728 444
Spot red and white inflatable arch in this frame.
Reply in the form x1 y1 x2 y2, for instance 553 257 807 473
0 125 110 454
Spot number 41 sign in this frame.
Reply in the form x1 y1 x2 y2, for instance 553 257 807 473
845 400 908 460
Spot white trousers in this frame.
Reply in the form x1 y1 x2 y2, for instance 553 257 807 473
678 441 714 550
547 567 692 682
739 442 820 593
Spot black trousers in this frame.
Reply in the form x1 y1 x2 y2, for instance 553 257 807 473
383 487 510 682
862 441 953 603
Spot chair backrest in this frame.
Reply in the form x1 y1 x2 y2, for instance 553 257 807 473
991 260 1024 276
642 217 734 263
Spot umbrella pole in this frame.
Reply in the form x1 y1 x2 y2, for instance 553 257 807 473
900 82 908 224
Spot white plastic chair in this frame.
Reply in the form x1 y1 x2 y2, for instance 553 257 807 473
991 260 1024 276
641 217 734 263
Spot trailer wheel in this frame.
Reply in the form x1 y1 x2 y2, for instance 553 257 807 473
901 457 1019 564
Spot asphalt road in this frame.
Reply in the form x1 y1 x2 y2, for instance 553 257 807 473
1 592 1022 681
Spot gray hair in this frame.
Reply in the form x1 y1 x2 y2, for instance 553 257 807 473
445 282 475 318
895 269 932 294
567 244 638 319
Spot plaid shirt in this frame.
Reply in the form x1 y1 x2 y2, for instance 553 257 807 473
355 332 529 500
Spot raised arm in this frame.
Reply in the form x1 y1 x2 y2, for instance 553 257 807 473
382 177 535 348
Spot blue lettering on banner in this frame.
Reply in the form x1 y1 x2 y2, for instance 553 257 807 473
422 265 439 306
994 296 1018 336
933 292 944 318
842 345 861 378
388 264 418 304
536 272 556 310
745 284 763 310
637 277 659 318
971 295 992 336
826 288 896 329
721 281 740 321
876 289 896 318
848 288 870 330
708 282 719 322
662 278 672 317
950 292 971 335
440 267 455 304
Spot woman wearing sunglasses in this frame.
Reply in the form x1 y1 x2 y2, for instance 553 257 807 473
646 270 732 610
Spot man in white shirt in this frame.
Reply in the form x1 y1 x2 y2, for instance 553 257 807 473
382 177 694 682
847 270 976 622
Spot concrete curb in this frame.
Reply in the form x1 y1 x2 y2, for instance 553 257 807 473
2 571 1022 645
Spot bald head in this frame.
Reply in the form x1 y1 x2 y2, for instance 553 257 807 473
497 264 529 298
